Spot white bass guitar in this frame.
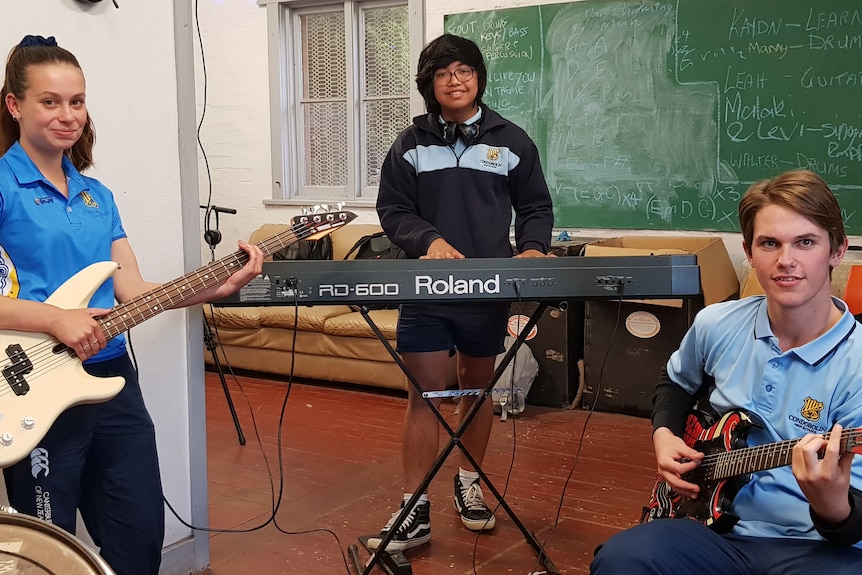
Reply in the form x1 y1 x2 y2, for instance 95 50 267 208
0 210 355 467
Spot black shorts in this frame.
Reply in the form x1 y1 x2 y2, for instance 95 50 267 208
396 302 509 358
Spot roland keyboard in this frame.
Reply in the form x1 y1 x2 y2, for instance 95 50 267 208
214 255 701 306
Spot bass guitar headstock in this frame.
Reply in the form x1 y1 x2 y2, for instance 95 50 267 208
291 204 357 241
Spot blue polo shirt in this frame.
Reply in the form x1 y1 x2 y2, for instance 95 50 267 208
667 295 862 548
0 142 128 361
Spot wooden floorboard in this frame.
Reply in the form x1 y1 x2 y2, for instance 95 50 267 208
198 370 657 575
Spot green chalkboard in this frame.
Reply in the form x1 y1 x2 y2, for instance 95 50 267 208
445 1 862 233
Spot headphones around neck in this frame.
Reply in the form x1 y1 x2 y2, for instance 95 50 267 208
442 121 479 145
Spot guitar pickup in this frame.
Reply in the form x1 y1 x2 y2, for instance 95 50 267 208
3 344 32 396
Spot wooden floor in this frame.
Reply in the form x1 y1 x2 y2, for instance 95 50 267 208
198 370 657 575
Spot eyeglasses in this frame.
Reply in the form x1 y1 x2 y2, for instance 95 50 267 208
432 67 475 86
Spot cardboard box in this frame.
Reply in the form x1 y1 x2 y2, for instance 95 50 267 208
581 236 739 307
581 236 739 417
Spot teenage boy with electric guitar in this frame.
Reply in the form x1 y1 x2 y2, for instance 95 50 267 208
591 169 862 575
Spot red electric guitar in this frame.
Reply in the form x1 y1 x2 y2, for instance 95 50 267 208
642 410 862 533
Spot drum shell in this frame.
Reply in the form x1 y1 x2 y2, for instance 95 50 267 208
0 510 115 574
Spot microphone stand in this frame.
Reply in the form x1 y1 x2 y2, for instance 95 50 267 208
203 318 245 445
200 205 245 445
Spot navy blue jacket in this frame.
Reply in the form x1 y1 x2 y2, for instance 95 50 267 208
376 106 553 259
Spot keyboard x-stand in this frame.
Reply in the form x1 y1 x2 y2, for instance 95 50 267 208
217 255 702 574
354 300 552 575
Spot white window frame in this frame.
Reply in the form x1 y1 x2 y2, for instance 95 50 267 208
261 0 424 206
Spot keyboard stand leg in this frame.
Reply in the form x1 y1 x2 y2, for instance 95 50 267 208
356 304 559 575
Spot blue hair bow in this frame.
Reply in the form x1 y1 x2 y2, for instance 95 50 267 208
18 35 58 48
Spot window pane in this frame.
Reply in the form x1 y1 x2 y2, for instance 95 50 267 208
364 5 410 98
304 102 348 187
281 2 410 199
302 12 346 100
365 99 409 187
363 4 411 192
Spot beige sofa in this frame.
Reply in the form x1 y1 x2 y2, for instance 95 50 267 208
204 223 412 391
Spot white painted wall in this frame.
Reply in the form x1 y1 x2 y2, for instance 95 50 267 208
193 0 274 250
2 1 207 573
192 1 388 261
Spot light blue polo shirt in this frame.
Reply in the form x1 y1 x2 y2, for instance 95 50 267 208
667 295 862 548
0 141 128 361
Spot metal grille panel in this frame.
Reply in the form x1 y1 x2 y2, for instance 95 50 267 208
302 12 346 99
304 102 348 187
365 99 410 187
364 6 410 98
291 2 410 197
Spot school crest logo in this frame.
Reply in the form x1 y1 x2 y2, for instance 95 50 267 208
800 396 824 422
81 192 99 208
486 147 500 162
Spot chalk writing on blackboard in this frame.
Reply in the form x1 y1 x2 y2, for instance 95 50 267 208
445 1 862 233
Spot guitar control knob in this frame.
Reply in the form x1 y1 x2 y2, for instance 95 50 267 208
0 433 13 446
21 417 35 430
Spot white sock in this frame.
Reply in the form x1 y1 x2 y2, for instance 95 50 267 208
403 493 428 508
459 467 479 488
